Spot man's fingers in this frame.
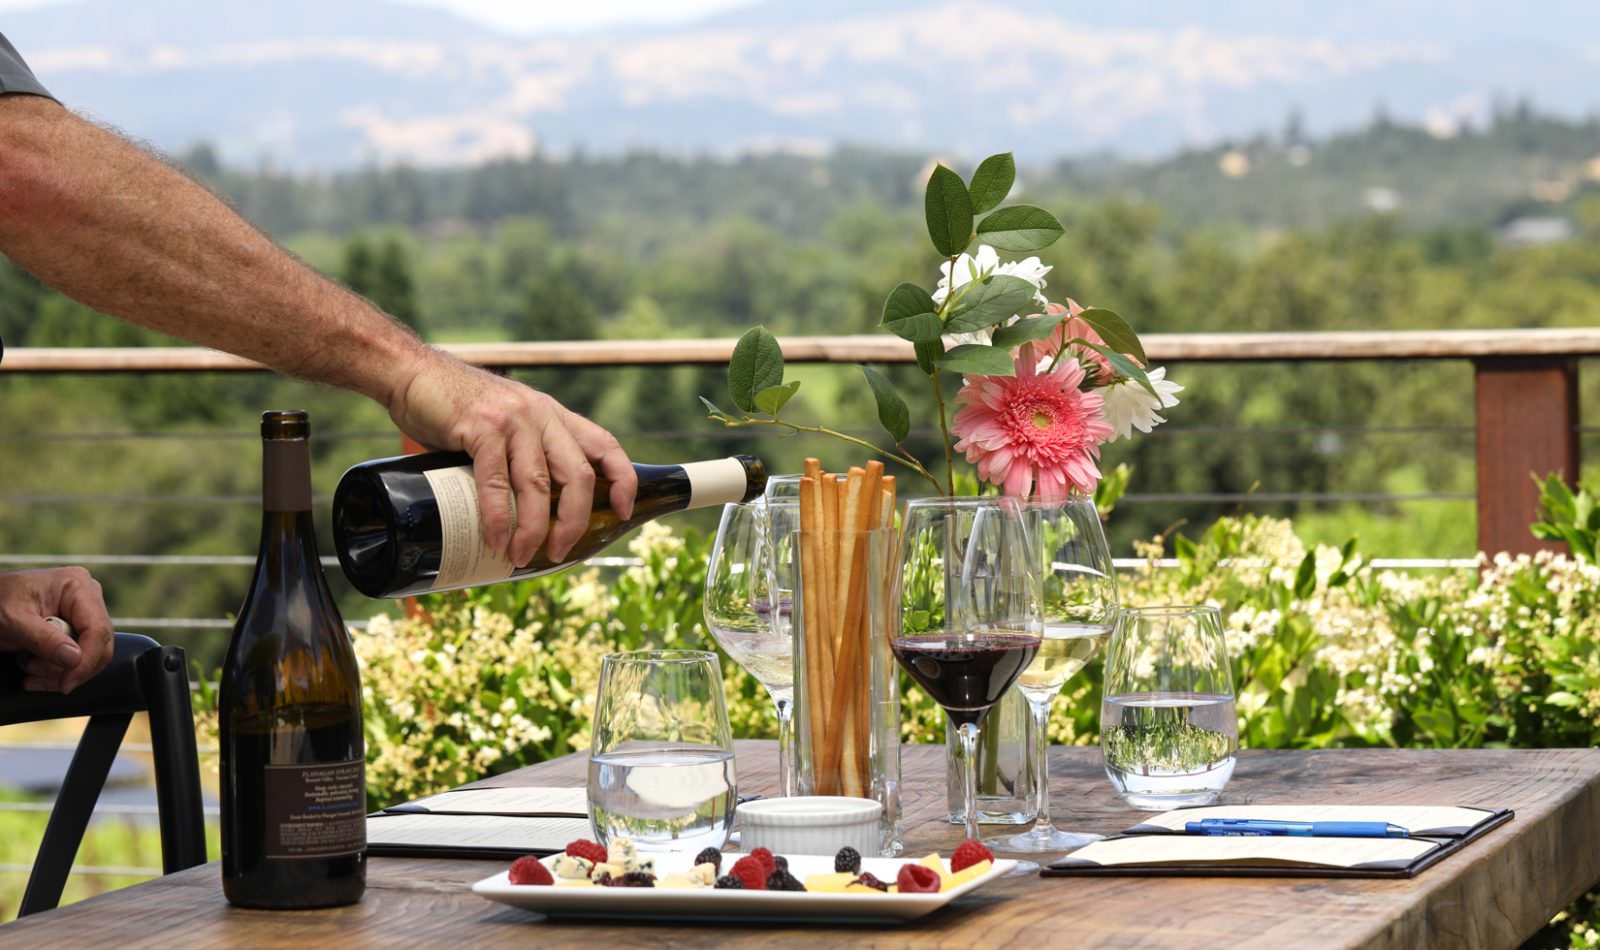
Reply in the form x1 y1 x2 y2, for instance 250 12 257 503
566 412 637 521
56 572 114 693
506 428 552 568
468 438 516 559
10 614 82 670
542 423 597 563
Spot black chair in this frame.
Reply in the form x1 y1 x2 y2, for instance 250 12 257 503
0 632 207 916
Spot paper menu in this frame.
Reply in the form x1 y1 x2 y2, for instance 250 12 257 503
366 813 591 853
1062 835 1439 871
1126 805 1497 837
397 786 590 817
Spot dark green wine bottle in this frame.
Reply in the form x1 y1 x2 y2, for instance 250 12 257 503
332 452 767 598
220 410 365 908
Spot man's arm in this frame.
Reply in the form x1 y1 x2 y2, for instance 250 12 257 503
0 95 636 565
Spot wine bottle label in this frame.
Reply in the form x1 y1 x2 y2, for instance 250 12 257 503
262 759 366 859
682 458 749 509
423 465 516 589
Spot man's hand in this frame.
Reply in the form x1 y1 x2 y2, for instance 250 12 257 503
0 568 115 693
387 349 638 566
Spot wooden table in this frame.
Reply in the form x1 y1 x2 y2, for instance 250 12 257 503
5 742 1598 949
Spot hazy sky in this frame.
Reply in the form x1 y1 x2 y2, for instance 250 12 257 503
0 0 759 34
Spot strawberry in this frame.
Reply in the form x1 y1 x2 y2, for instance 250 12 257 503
896 863 940 894
508 855 553 885
748 847 777 876
951 839 994 873
729 855 768 890
564 839 608 865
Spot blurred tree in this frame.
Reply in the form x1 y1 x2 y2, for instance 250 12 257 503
341 233 424 336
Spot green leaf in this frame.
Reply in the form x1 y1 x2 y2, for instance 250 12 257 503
938 343 1015 376
990 313 1065 351
882 281 938 325
967 153 1015 215
975 204 1064 252
914 338 944 375
924 164 974 256
945 275 1038 333
1293 552 1317 599
1074 340 1160 399
886 312 944 343
1546 691 1581 709
727 326 784 412
698 396 729 420
861 366 910 444
1073 308 1148 364
754 380 801 416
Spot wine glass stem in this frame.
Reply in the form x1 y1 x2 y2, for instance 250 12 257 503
956 721 980 841
774 695 795 797
1029 695 1055 836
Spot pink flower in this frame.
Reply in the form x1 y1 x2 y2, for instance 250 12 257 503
1044 298 1116 385
951 343 1115 500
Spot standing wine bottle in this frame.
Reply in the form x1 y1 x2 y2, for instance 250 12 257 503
221 410 366 909
333 452 767 598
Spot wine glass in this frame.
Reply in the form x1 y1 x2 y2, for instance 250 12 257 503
893 497 1042 847
988 496 1118 855
588 649 736 852
704 500 797 796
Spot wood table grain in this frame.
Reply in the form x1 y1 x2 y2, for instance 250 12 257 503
4 743 1597 949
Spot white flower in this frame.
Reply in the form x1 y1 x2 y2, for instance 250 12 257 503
933 245 1052 347
1099 366 1183 441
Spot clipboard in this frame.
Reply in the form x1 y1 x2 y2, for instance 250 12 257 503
1043 805 1514 879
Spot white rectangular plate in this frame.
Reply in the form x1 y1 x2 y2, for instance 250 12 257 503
472 851 1016 924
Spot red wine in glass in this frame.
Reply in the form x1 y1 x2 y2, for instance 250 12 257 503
891 631 1041 726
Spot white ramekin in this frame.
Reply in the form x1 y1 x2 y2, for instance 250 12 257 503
735 796 883 857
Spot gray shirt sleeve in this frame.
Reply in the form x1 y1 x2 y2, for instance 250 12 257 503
0 31 55 100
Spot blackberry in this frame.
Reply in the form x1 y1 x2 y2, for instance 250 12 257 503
714 874 744 890
851 871 889 892
766 870 806 892
773 855 788 873
604 871 656 888
834 846 862 874
694 847 723 873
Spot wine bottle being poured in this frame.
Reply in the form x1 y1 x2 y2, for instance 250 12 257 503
332 452 767 598
221 410 366 909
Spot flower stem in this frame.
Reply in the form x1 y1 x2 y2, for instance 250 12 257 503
930 368 957 496
715 415 942 492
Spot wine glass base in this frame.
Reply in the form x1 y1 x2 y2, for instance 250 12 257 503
985 828 1103 854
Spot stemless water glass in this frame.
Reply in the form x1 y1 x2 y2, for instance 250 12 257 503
1100 606 1238 810
588 649 737 852
894 497 1042 846
704 501 797 796
988 496 1119 854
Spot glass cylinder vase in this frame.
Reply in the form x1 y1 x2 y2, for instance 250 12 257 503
789 524 902 856
945 684 1036 824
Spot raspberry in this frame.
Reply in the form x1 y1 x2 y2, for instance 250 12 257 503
694 847 723 873
851 871 889 891
766 870 806 892
729 855 768 891
896 863 940 894
749 847 777 875
601 871 656 888
508 855 553 886
834 846 861 874
714 874 743 890
564 839 607 865
951 839 994 873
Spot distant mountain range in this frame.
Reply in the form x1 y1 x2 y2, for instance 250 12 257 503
5 0 1600 169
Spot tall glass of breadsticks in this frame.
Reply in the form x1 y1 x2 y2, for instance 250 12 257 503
780 457 902 855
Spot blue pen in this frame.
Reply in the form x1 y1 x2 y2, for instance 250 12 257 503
1184 818 1410 838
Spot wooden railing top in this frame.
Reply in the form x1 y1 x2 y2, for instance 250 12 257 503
4 328 1600 373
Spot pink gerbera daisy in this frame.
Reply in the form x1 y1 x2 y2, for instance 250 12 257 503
951 343 1114 501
